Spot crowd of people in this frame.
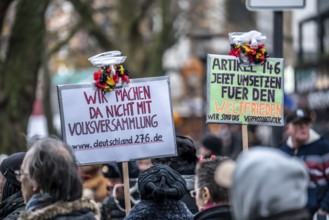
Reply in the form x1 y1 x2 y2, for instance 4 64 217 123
1 107 329 220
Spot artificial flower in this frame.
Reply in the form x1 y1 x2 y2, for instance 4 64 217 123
229 41 268 65
93 64 130 92
106 76 116 86
93 69 102 81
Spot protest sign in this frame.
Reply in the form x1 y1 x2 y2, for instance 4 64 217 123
57 76 176 165
207 54 284 126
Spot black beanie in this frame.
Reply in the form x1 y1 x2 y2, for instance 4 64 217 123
0 152 26 187
102 161 139 180
138 164 186 201
201 134 222 155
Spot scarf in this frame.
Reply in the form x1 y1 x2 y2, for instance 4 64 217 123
25 193 55 211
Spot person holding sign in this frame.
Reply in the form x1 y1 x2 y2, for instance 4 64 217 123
101 162 139 220
81 164 109 203
280 108 329 218
18 137 99 220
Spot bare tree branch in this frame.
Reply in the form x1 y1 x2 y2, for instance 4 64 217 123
47 21 82 56
69 0 115 49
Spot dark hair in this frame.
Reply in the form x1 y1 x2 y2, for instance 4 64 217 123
28 137 82 201
200 134 222 156
195 157 229 203
151 136 198 175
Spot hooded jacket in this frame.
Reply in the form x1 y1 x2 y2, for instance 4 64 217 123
18 196 99 220
281 129 329 215
231 147 309 220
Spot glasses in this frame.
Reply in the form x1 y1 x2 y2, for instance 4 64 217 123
14 170 29 181
190 189 197 198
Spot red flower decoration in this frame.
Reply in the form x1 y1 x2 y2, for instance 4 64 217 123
112 74 119 83
96 82 106 89
93 70 102 81
122 74 130 83
93 65 130 92
229 42 268 65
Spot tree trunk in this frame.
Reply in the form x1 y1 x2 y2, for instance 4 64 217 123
146 0 176 76
0 0 12 32
0 0 50 153
42 51 57 137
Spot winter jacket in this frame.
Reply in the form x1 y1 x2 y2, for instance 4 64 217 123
124 164 193 220
124 199 193 220
193 204 232 220
0 192 25 220
18 197 99 220
281 129 329 215
255 209 309 220
231 147 309 220
101 196 126 220
182 175 198 214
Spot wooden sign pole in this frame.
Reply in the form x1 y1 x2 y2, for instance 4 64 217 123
122 162 131 215
242 125 249 151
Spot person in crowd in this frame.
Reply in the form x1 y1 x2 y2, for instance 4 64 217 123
226 147 310 220
101 161 139 220
17 137 99 220
135 159 152 172
0 154 8 164
280 108 329 217
210 124 243 159
152 135 199 214
193 157 232 220
0 152 26 220
81 164 109 203
124 164 194 220
198 134 222 159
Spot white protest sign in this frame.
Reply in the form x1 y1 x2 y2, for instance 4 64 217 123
57 76 177 165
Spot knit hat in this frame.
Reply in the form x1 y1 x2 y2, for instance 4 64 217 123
285 108 311 124
0 152 26 187
138 164 187 201
102 161 139 179
225 147 308 220
201 134 222 155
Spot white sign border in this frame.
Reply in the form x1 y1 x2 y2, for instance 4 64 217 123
57 76 177 165
206 54 285 127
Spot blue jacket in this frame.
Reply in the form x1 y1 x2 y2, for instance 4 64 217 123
281 129 329 215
